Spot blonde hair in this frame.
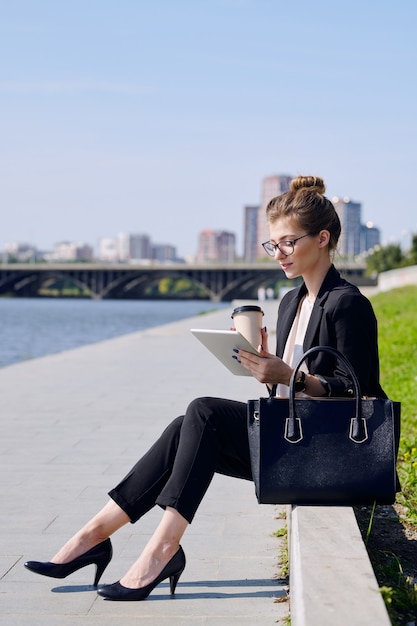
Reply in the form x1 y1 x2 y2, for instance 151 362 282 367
266 175 341 252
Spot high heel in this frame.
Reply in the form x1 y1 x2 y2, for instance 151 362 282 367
24 538 113 587
97 545 185 601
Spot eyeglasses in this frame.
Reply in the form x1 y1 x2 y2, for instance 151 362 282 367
261 234 311 257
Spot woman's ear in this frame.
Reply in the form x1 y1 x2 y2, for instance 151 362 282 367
318 230 331 248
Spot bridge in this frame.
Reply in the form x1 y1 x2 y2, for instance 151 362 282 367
0 262 372 302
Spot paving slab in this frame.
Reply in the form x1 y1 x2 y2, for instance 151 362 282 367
0 301 289 625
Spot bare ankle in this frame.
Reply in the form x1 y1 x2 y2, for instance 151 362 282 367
52 529 108 563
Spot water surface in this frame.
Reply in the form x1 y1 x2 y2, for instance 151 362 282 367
0 298 228 368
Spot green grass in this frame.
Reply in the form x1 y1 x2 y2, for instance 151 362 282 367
274 522 289 578
367 286 417 623
372 286 417 523
379 559 417 624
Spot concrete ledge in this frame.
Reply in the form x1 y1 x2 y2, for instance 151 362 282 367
289 505 391 626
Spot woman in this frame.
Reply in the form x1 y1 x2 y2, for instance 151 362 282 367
25 175 385 601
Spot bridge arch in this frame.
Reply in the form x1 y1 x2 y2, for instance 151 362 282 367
0 263 371 301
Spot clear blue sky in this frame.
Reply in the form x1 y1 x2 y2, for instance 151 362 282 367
1 0 416 258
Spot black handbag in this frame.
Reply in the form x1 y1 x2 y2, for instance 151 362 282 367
247 346 400 505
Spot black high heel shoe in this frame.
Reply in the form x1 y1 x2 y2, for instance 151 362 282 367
97 545 186 601
24 538 113 587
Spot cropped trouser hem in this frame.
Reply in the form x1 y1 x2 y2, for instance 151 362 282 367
108 484 198 526
108 489 138 523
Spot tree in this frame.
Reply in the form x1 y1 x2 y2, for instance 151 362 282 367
365 244 405 274
407 234 417 266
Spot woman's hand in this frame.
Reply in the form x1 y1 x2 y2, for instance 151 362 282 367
235 344 292 386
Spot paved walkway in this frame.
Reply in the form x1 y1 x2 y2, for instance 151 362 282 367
0 301 289 625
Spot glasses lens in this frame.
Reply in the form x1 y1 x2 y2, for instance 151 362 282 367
263 242 276 256
277 242 294 255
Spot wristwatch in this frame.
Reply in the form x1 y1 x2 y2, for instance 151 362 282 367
294 370 306 393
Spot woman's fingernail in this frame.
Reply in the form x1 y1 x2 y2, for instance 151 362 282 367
233 348 239 353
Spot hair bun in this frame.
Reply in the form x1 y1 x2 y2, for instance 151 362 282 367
290 175 326 195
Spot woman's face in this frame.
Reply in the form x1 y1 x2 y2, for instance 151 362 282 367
268 217 328 280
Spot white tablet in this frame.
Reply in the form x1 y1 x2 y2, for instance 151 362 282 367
190 329 259 376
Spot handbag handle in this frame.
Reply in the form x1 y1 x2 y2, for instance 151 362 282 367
285 345 367 444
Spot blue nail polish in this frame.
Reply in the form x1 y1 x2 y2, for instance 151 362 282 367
233 348 239 353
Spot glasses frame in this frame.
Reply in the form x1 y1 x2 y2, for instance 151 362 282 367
261 233 311 257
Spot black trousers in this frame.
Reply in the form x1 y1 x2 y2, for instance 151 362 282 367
108 397 252 524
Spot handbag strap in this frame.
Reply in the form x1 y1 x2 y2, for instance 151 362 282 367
286 346 367 444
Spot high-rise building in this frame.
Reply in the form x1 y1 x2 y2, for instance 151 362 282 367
361 222 381 253
196 229 236 263
217 231 236 262
196 229 216 263
333 197 362 258
243 205 260 262
257 175 292 257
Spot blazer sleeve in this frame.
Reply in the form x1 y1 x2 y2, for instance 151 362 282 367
309 290 384 397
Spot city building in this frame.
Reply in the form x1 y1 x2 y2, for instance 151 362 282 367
217 231 236 262
43 241 94 262
129 233 152 261
116 232 130 261
333 197 381 258
98 238 118 262
196 229 236 263
3 242 38 262
99 232 179 263
257 175 292 256
361 222 381 253
333 197 363 258
243 205 260 262
151 243 178 263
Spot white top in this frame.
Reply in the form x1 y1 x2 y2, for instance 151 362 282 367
276 296 314 397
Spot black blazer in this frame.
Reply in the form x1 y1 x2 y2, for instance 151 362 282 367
275 265 386 398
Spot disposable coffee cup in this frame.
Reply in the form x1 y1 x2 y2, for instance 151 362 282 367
231 305 264 349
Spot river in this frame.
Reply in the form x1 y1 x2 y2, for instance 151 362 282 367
0 298 229 368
